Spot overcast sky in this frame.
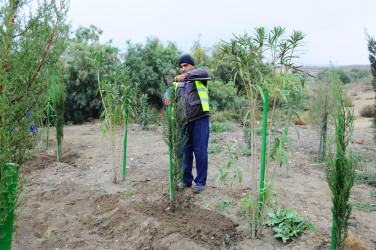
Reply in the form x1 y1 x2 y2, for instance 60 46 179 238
68 0 376 66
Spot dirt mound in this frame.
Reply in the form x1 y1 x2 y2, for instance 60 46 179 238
21 144 80 174
80 192 239 249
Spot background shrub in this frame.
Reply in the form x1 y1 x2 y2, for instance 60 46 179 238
359 104 375 118
317 68 351 84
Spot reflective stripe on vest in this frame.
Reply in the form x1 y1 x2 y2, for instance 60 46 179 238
195 81 209 111
173 81 209 112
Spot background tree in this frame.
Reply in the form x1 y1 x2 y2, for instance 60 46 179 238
307 80 336 161
124 37 181 108
0 0 69 244
365 30 376 142
63 25 121 123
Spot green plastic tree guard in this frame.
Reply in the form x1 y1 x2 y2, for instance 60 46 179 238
46 99 51 150
258 91 268 218
168 87 174 206
0 163 19 250
123 99 129 181
52 80 60 161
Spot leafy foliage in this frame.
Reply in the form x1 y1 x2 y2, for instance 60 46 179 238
209 80 243 112
210 121 234 133
124 38 181 108
266 208 314 243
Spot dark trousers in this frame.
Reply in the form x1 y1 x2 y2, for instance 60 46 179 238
181 116 209 186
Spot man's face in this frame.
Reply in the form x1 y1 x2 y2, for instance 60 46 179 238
179 63 195 74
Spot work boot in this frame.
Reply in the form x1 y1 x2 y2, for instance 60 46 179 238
177 181 191 190
193 185 204 193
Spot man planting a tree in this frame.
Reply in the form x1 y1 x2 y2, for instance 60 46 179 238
164 55 210 193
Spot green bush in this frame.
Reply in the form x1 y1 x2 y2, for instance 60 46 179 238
209 80 241 111
349 68 370 81
317 68 351 84
210 110 238 122
359 104 375 118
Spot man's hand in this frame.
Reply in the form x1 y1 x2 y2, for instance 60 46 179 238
164 97 171 106
174 74 186 82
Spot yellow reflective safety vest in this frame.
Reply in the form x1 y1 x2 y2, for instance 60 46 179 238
173 81 209 112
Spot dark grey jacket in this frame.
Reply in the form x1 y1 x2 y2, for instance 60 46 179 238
164 68 210 123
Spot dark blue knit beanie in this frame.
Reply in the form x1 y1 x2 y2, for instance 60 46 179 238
178 55 195 66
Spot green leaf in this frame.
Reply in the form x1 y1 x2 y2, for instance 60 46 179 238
277 89 288 104
292 124 300 139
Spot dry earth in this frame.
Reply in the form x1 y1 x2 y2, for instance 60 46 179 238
12 82 376 249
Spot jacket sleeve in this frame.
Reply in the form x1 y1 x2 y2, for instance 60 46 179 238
184 68 209 80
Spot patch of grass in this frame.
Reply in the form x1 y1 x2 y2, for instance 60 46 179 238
354 189 376 212
242 147 251 156
210 121 234 133
208 144 221 154
211 110 237 123
356 162 376 187
355 171 376 187
210 137 219 144
354 203 376 212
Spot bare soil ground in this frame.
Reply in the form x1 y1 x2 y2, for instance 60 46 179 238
12 83 376 249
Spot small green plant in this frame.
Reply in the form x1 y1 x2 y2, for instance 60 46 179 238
137 93 150 130
53 78 65 162
216 144 242 197
211 121 233 133
92 217 104 225
37 227 54 243
208 144 221 154
123 190 133 195
100 222 109 229
266 208 314 243
217 199 232 212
